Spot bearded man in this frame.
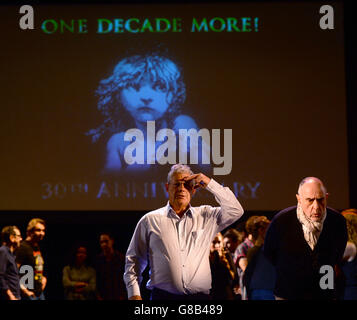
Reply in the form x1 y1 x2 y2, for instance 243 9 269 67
263 177 347 300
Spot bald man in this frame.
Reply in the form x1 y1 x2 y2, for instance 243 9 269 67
263 177 347 300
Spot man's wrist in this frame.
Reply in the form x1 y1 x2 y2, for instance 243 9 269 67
205 178 217 191
6 289 17 300
22 288 34 296
127 285 141 299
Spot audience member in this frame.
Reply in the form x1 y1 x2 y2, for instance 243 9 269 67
236 216 261 299
62 243 96 300
242 216 276 300
16 218 47 300
236 217 258 272
264 177 347 299
209 232 238 300
341 208 357 300
95 232 126 300
223 228 241 264
223 227 244 299
235 222 248 245
0 226 22 300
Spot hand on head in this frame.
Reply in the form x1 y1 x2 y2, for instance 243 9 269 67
183 173 211 190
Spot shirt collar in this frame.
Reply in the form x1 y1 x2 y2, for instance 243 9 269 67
166 201 193 219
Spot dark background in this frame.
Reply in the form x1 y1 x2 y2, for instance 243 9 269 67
0 0 355 301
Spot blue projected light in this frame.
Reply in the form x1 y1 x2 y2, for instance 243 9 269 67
87 52 212 173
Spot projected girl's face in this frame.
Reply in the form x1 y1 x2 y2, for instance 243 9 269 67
119 77 173 124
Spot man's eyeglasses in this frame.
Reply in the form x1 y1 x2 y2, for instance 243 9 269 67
171 180 195 191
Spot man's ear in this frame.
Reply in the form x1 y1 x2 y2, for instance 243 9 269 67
9 234 15 243
165 183 169 193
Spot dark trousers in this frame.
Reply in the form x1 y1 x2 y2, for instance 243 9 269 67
151 287 211 301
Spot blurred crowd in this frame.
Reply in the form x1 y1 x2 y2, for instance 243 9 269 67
1 208 356 300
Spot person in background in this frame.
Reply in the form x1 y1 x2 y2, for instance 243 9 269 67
264 177 347 300
223 228 242 265
16 218 47 300
341 208 357 300
0 226 22 300
95 232 126 300
242 216 276 300
223 227 245 299
235 216 261 299
209 232 238 300
62 243 96 300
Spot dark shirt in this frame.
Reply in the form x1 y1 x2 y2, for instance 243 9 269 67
15 241 45 297
0 245 21 300
244 245 276 293
342 257 357 286
210 250 238 300
263 206 347 300
95 250 126 300
341 257 357 300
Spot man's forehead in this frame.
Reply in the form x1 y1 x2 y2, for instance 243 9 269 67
300 183 325 197
171 172 190 181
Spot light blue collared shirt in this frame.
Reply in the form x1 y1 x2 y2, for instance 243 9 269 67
123 179 244 297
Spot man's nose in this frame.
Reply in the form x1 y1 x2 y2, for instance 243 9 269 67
312 199 319 210
177 182 185 191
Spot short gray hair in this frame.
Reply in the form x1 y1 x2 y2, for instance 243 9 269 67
167 164 193 183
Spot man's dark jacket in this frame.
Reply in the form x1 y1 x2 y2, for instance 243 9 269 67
263 206 347 300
